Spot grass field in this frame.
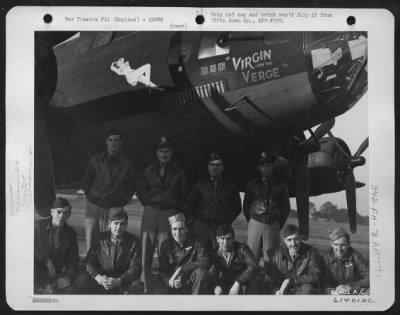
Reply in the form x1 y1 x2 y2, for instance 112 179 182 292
36 193 369 260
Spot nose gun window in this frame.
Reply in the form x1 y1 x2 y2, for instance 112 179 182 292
310 35 367 72
348 36 367 61
311 48 343 69
308 33 367 81
198 33 230 59
305 32 367 111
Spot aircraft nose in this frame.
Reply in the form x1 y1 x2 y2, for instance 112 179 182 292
304 32 368 115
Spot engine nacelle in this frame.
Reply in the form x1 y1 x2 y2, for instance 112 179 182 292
306 137 363 196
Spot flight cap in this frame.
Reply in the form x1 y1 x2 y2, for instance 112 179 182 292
282 224 299 238
52 197 71 210
257 151 276 165
109 208 128 222
156 136 173 150
208 152 223 163
329 227 350 242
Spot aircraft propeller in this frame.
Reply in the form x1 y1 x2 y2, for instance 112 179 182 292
294 153 310 239
293 119 335 240
328 134 369 233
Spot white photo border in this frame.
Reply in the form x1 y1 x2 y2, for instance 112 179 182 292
5 6 395 311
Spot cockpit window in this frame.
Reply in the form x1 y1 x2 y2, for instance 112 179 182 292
198 33 230 59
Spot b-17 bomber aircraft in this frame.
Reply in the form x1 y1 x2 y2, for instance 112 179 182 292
35 31 368 239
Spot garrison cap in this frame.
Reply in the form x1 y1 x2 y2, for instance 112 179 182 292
52 197 71 210
329 227 350 242
156 136 173 150
168 213 186 225
258 151 276 165
208 152 223 163
282 224 299 238
109 208 128 221
106 128 123 139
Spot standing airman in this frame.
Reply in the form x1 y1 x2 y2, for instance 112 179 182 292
243 152 290 272
82 128 136 253
137 136 187 293
185 152 241 250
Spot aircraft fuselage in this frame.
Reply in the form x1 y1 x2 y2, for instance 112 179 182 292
42 31 367 190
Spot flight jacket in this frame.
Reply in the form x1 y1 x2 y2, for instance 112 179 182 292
85 231 142 286
209 241 260 287
322 247 369 291
271 243 322 291
34 218 79 281
137 162 187 211
243 176 291 226
82 152 136 208
184 177 242 226
158 236 211 288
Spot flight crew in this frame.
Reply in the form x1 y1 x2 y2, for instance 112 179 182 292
82 128 136 253
43 140 368 296
137 136 187 294
34 197 79 294
74 208 142 294
158 213 211 294
270 224 322 295
210 224 266 295
243 152 291 273
321 227 369 295
185 152 242 250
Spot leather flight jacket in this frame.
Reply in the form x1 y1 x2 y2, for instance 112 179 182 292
243 177 290 226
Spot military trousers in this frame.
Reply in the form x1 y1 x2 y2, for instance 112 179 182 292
167 267 211 295
74 271 143 294
141 205 176 293
192 218 218 250
247 219 280 272
34 264 77 294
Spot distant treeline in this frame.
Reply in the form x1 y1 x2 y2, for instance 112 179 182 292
288 201 369 225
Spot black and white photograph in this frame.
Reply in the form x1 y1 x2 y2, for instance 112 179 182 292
5 6 395 311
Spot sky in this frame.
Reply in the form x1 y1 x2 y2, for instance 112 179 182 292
289 94 369 216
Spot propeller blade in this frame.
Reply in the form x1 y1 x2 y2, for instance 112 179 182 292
295 160 310 240
310 119 335 142
354 137 369 158
327 131 351 158
345 170 357 233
